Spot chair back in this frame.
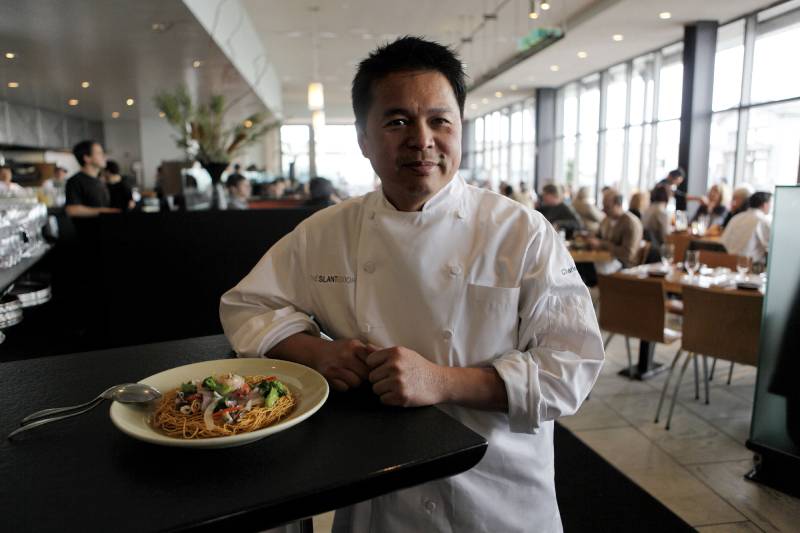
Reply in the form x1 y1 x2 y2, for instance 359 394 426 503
698 250 745 270
681 285 762 366
666 232 691 263
598 274 667 343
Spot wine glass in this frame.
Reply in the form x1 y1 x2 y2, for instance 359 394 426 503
660 243 675 268
736 256 751 280
685 250 700 281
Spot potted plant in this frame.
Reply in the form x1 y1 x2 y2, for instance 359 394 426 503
154 86 270 208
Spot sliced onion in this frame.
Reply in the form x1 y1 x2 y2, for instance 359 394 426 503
220 373 245 391
243 399 253 412
200 390 213 410
203 401 217 430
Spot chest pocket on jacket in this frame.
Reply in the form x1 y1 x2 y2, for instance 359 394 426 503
460 283 521 361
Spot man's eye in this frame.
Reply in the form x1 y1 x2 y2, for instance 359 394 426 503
386 118 408 127
432 117 451 126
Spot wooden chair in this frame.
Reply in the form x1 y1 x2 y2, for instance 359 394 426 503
655 285 763 429
666 232 691 263
698 250 747 270
597 274 682 379
637 240 652 266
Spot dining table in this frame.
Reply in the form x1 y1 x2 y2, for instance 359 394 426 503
1 335 488 532
613 264 765 380
569 247 613 263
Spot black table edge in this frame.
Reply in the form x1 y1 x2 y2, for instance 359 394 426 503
170 440 488 532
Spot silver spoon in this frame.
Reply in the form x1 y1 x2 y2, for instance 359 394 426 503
8 383 161 439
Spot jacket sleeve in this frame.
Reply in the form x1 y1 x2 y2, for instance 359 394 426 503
492 218 605 434
219 225 320 357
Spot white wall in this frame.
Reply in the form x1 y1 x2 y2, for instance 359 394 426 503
139 117 186 189
103 120 142 177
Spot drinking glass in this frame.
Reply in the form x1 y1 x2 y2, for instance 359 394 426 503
736 256 750 279
685 250 700 280
675 211 688 232
660 243 675 267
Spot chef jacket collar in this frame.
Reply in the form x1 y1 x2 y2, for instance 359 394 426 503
377 173 465 215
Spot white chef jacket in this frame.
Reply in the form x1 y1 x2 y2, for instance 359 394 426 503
721 208 771 263
220 174 605 533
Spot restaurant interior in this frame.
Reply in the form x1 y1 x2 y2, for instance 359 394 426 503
1 0 799 531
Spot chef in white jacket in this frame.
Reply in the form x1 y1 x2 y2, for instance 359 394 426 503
220 37 604 533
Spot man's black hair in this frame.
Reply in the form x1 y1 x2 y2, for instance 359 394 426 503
105 160 120 175
226 173 247 189
749 191 772 209
351 36 466 131
650 185 670 203
668 168 685 180
73 140 98 167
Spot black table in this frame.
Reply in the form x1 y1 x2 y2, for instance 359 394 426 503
1 335 487 532
617 341 666 380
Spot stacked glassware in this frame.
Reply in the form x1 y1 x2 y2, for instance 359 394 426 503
0 189 49 269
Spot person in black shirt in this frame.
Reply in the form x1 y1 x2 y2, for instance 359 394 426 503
304 177 340 208
103 160 134 211
536 183 582 238
65 140 120 217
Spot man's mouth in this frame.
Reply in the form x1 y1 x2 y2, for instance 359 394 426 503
401 160 441 175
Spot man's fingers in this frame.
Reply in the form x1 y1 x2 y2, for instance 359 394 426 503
335 367 363 389
365 348 390 369
346 354 371 380
379 392 403 406
330 378 349 392
371 377 396 396
368 364 391 384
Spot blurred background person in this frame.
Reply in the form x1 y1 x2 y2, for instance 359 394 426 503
642 185 671 248
537 183 582 238
511 181 536 209
587 188 643 275
722 184 754 228
692 183 730 232
65 140 120 217
572 186 605 234
0 164 24 195
103 160 135 212
722 191 772 264
226 173 252 210
304 177 340 208
628 190 649 220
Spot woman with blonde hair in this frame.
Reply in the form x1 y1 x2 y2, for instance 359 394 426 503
572 186 605 233
692 183 730 229
628 190 649 220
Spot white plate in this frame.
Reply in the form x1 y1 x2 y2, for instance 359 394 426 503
110 358 329 448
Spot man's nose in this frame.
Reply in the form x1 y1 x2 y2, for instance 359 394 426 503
406 122 435 151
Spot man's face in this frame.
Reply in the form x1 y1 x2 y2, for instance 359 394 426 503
85 143 107 170
358 70 461 211
602 193 617 216
0 168 11 183
237 180 252 199
541 193 560 207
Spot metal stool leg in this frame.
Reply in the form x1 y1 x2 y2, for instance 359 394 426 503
727 362 735 385
709 358 717 381
603 333 614 350
693 353 700 400
624 337 634 379
655 348 684 423
702 355 710 405
666 352 693 430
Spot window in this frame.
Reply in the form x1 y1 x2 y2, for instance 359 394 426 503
603 65 628 193
316 125 376 196
712 19 745 111
751 10 800 104
707 111 739 186
658 43 684 121
743 100 800 189
280 125 311 181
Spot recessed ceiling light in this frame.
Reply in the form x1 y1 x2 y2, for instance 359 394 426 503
550 64 560 72
510 84 518 91
612 34 624 42
111 111 120 118
7 82 19 88
495 91 503 98
659 12 672 20
470 103 478 110
541 1 551 10
126 98 135 106
243 119 254 128
151 23 167 32
481 97 489 104
192 60 202 68
158 111 165 118
286 31 303 38
81 81 90 88
577 51 588 59
4 52 15 59
68 99 79 106
528 12 539 19
319 31 337 39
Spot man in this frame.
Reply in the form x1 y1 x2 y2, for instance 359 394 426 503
65 140 120 217
587 188 643 273
0 164 25 195
220 37 604 532
537 183 583 238
103 160 135 211
722 184 754 228
721 191 771 263
225 173 251 210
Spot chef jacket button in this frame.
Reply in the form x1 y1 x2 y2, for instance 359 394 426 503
361 323 372 333
363 261 375 273
424 499 437 513
456 210 465 219
449 264 462 276
442 329 453 341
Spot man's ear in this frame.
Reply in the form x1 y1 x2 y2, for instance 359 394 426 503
357 126 369 158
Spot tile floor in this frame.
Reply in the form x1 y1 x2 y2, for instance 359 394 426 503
310 335 800 532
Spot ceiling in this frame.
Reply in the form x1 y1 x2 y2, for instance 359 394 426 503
0 0 264 123
241 0 777 121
